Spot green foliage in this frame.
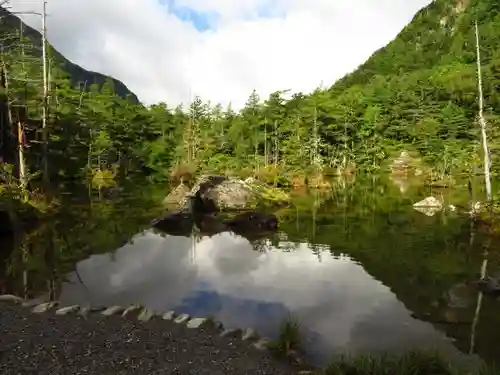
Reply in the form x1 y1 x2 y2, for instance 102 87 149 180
2 1 499 189
267 315 303 358
325 351 458 375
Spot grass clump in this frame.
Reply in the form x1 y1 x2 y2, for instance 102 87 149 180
324 350 498 375
267 315 303 359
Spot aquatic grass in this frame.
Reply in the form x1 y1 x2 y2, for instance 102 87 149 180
322 350 500 375
324 351 452 375
267 315 303 358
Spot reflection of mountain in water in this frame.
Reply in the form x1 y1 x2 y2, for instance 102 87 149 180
56 229 472 366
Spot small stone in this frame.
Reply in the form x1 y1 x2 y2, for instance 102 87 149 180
174 313 190 324
220 328 242 338
79 306 91 316
122 305 142 318
162 311 176 320
186 317 209 329
21 293 50 307
0 294 23 304
242 327 259 341
55 305 80 315
137 308 155 322
79 306 105 317
413 196 442 208
22 299 43 307
32 301 58 313
212 320 224 332
101 305 125 316
253 337 272 350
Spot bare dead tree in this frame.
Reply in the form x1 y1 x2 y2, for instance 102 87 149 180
475 20 492 201
41 0 49 185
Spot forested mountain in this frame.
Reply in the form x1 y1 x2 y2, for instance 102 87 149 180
1 0 499 191
325 0 500 175
335 0 500 87
0 7 138 102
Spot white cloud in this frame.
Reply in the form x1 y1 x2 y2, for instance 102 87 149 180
9 0 431 109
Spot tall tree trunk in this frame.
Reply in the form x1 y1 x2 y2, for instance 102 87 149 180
475 20 492 201
41 0 50 186
0 44 15 165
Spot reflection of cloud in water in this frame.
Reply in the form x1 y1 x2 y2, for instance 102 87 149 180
60 231 198 312
59 230 464 363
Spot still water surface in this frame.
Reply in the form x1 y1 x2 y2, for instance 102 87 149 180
1 176 499 366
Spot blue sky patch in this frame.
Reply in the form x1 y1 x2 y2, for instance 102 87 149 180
162 0 218 31
256 1 285 19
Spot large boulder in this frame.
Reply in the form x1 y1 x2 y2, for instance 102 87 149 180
199 177 254 211
163 175 290 212
162 183 191 209
390 151 422 176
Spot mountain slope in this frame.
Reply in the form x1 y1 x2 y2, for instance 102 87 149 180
332 0 500 90
313 0 500 174
0 6 139 102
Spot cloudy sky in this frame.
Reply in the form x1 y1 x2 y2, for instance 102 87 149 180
10 0 430 109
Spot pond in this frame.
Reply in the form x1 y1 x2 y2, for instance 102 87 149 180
1 175 499 367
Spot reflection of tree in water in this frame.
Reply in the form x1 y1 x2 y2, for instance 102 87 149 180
2 182 163 299
274 176 500 366
249 237 269 252
4 177 500 366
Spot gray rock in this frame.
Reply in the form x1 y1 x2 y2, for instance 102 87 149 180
79 306 91 316
220 328 242 338
253 338 272 351
204 179 254 210
137 308 155 322
212 320 224 332
79 306 106 317
22 299 43 307
163 184 191 209
165 175 289 212
413 196 442 208
122 305 143 318
55 305 80 315
0 294 23 304
242 328 260 341
32 301 58 313
391 151 419 174
186 317 209 329
101 306 125 316
162 311 176 320
174 314 190 324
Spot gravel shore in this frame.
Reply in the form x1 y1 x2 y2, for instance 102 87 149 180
0 302 296 375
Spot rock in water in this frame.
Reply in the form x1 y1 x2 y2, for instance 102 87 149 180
162 183 191 210
225 212 278 233
390 151 421 176
413 196 443 216
413 196 442 208
475 277 500 296
198 176 290 211
151 210 194 237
